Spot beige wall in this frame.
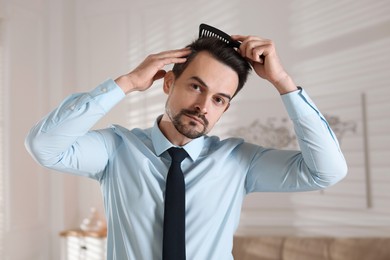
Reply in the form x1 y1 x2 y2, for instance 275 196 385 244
2 0 390 259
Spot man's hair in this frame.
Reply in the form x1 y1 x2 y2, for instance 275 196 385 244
172 37 252 97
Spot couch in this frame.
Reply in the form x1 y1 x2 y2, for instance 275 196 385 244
232 236 390 260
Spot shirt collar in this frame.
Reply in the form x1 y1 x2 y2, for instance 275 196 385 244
151 116 205 161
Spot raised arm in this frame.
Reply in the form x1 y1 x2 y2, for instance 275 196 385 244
25 48 191 179
25 80 125 179
244 88 348 192
230 35 347 192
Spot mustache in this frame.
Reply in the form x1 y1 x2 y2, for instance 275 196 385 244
181 109 209 126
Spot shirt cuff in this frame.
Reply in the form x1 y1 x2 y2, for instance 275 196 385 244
281 87 321 120
89 78 126 113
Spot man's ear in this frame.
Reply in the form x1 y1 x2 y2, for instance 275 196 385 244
163 71 175 94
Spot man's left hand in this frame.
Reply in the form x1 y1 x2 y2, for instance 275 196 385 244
231 35 297 94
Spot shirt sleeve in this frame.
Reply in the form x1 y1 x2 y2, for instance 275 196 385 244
25 79 126 180
245 88 348 193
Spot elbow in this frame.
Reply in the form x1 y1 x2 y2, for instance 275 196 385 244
318 158 348 188
25 132 60 167
25 132 37 159
340 159 348 179
332 159 348 184
25 133 44 165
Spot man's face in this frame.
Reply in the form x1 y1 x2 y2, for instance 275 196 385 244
163 51 239 139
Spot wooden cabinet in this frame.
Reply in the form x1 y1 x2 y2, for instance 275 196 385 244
60 229 107 260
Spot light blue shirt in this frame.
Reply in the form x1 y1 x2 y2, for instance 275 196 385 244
25 79 347 260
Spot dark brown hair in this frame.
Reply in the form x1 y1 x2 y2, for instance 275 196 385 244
172 37 251 97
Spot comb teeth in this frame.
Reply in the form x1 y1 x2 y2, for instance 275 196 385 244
200 29 229 44
199 23 240 48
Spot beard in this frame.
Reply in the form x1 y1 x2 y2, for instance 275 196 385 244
167 107 209 139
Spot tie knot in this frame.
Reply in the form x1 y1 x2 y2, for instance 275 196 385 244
168 147 188 163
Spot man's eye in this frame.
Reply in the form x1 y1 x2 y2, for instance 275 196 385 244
214 97 226 105
191 84 201 91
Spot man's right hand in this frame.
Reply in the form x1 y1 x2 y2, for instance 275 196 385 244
115 48 191 94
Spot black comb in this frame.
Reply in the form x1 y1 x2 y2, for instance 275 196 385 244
198 23 265 63
199 23 241 48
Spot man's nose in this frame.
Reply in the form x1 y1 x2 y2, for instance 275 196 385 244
194 97 209 115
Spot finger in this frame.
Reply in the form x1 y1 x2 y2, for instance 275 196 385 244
242 40 272 63
232 35 267 44
152 48 191 68
159 57 188 68
231 35 247 41
251 46 268 63
237 38 256 58
158 48 192 59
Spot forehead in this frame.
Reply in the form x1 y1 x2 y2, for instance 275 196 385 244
178 51 239 95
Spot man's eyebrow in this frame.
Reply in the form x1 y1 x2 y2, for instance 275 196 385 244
190 76 232 101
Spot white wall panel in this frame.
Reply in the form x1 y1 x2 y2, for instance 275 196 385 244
2 3 50 260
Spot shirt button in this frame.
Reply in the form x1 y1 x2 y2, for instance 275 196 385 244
101 87 107 93
69 104 76 110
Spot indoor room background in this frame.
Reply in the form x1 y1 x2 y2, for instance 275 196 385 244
0 0 389 259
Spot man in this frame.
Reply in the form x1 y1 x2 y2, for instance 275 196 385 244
25 34 347 259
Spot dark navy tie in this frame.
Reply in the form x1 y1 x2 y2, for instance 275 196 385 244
162 147 188 260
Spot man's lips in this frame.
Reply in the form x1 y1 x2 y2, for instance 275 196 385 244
185 113 205 126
